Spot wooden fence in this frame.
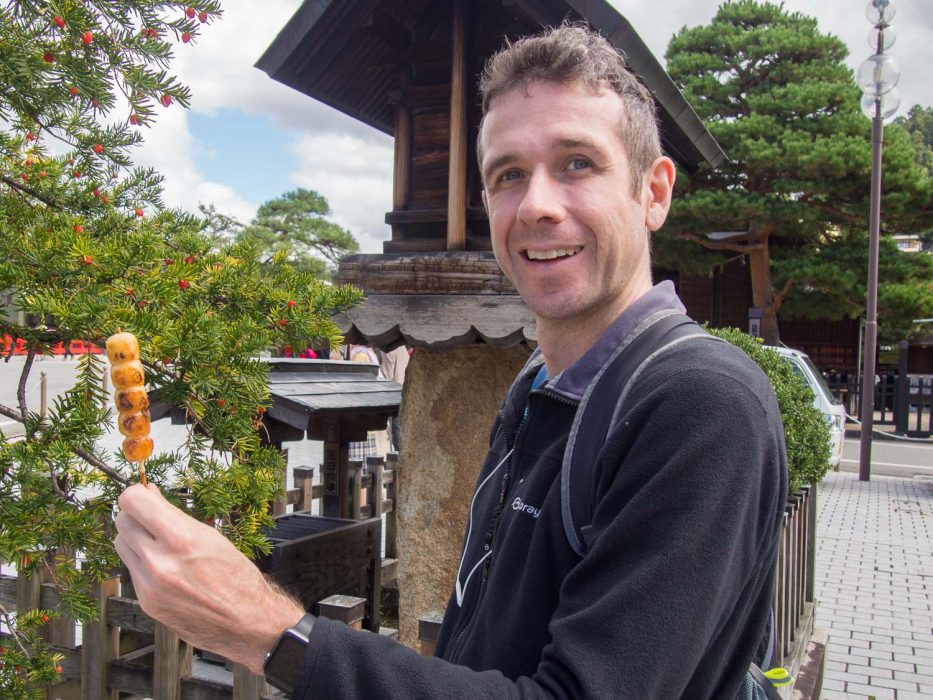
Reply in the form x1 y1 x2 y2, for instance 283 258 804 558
0 453 399 699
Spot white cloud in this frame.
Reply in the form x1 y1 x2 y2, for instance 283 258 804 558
289 132 395 254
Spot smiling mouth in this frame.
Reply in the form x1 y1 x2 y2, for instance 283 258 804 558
524 246 582 261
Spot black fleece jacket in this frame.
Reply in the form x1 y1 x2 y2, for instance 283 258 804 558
292 288 788 700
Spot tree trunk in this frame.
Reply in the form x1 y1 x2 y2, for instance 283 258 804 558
747 243 781 345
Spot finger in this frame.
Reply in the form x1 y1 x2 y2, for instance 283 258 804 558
118 482 192 541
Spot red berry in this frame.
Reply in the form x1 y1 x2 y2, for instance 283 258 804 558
198 10 208 22
178 279 189 290
73 225 84 233
135 208 144 217
52 15 65 28
82 30 93 45
186 7 196 18
93 188 101 197
129 114 140 125
137 299 148 308
125 287 134 296
56 666 63 674
92 143 104 154
82 255 93 265
44 52 55 63
217 399 226 408
38 170 47 178
26 131 35 141
184 255 196 264
73 170 82 178
182 31 191 43
41 615 49 623
278 319 288 327
101 195 109 204
287 300 297 308
160 94 172 107
165 258 173 265
91 98 100 109
69 86 79 96
25 158 33 166
257 406 266 414
20 173 28 181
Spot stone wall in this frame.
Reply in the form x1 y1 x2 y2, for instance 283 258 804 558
396 344 531 646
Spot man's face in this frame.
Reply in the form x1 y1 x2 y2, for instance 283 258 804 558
480 81 669 330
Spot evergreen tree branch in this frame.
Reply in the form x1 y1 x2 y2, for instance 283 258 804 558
0 173 58 209
672 232 765 252
0 402 22 422
73 448 130 487
17 347 36 419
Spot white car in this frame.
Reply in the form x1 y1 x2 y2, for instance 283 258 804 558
769 346 846 470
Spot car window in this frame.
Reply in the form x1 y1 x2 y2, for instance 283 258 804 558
799 356 839 405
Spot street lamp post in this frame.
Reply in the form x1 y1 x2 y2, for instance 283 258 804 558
856 0 901 482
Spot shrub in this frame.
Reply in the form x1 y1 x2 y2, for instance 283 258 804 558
707 327 832 492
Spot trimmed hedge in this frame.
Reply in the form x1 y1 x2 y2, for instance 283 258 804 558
708 327 832 492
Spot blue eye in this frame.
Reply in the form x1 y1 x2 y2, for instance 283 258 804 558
499 170 522 182
568 158 591 171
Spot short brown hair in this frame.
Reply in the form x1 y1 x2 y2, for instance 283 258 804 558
478 24 661 196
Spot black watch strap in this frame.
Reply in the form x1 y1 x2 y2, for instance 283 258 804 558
263 613 316 694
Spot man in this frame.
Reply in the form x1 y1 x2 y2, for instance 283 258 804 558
115 25 787 699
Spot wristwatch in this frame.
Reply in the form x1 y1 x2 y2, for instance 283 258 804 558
263 612 316 694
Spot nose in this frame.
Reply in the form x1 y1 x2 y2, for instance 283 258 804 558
517 169 565 225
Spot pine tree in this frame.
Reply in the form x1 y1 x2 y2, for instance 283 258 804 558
657 0 932 344
239 188 360 281
0 2 361 693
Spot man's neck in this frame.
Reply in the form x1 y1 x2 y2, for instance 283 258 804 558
536 282 653 376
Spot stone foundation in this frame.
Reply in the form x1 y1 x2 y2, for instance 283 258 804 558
396 344 531 646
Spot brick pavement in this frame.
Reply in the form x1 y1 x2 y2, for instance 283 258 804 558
816 472 933 699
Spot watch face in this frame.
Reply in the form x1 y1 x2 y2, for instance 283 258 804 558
264 631 307 694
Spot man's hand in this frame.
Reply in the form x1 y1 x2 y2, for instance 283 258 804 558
114 484 305 674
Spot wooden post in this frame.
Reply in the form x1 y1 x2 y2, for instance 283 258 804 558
273 447 289 516
152 622 192 700
417 610 445 657
40 371 48 418
393 98 412 232
81 576 119 700
294 466 314 512
369 456 385 519
806 483 818 603
317 595 367 630
233 663 268 700
350 461 363 520
384 453 398 560
322 418 342 517
446 0 468 251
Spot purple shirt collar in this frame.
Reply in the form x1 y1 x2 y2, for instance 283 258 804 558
528 281 686 402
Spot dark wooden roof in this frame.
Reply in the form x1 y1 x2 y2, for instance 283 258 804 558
264 360 401 432
256 0 725 171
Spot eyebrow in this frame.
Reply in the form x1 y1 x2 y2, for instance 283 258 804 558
481 136 607 182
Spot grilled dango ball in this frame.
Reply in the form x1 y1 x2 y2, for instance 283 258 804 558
105 331 139 363
111 360 145 389
115 386 150 413
122 436 153 462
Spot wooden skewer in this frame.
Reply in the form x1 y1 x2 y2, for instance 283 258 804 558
138 459 148 487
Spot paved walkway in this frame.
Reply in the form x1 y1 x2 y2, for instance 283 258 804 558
816 471 933 699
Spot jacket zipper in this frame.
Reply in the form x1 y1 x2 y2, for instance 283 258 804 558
445 386 578 662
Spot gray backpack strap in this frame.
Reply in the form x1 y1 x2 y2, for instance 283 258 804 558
560 311 721 556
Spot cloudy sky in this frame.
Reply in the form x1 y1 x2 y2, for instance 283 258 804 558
134 0 933 254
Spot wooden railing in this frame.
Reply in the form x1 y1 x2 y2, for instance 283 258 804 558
0 455 401 699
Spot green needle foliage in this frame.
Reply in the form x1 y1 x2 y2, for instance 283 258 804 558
658 0 933 345
239 188 361 281
0 1 362 693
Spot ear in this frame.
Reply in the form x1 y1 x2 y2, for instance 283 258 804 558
643 156 676 232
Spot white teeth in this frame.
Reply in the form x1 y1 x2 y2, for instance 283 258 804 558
526 247 581 261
